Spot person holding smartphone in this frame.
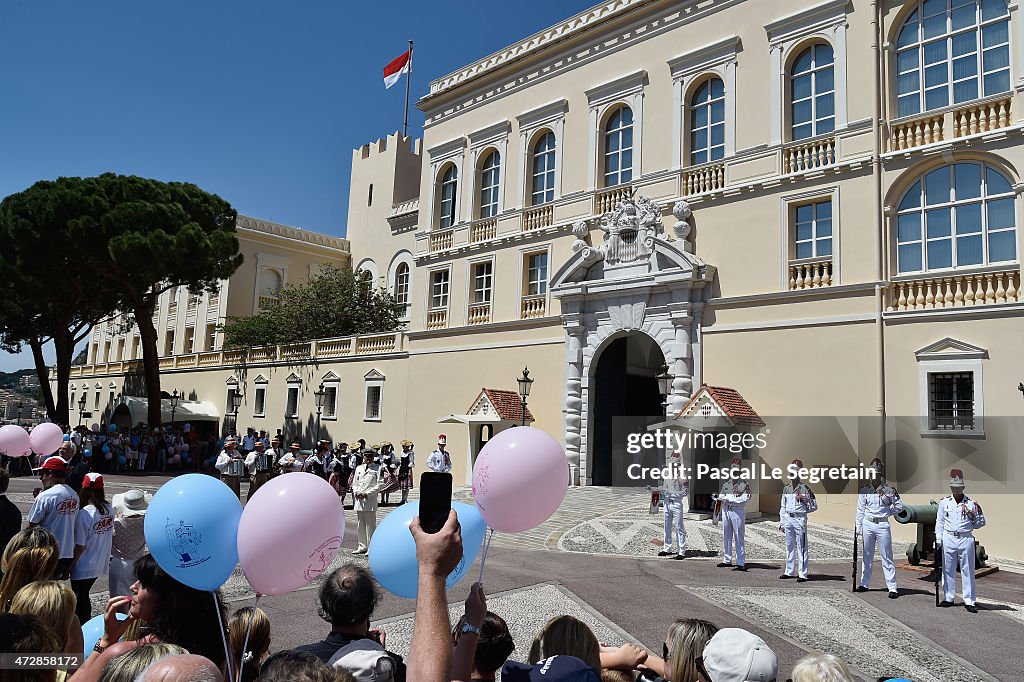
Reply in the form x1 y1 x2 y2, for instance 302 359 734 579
352 449 386 555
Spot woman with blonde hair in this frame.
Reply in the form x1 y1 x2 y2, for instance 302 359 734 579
0 528 59 609
228 606 271 682
97 642 188 682
791 652 854 682
528 615 602 672
9 580 85 658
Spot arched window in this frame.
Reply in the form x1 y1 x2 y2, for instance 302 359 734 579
602 106 633 187
895 0 1010 118
437 164 458 229
531 131 556 206
393 262 410 315
896 162 1016 273
690 78 725 165
790 43 835 141
478 150 500 219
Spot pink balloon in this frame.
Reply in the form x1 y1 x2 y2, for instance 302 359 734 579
237 472 345 596
472 426 568 533
0 425 32 458
29 423 65 456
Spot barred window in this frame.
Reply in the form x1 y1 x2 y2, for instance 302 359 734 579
928 372 975 429
365 386 382 421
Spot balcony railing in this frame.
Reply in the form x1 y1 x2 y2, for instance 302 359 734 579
429 229 453 252
681 163 726 195
520 294 547 319
788 257 833 290
887 95 1013 152
782 136 835 174
889 113 944 151
953 96 1012 137
594 184 632 215
470 218 497 243
521 204 553 231
467 302 491 325
257 295 278 310
887 266 1020 311
426 309 448 330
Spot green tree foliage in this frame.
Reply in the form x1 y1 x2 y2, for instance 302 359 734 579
0 174 242 427
221 264 403 349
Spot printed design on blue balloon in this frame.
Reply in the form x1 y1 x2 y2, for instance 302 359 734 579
167 519 207 567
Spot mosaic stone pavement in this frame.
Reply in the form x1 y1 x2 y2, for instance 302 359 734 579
681 586 998 682
557 504 913 561
373 583 632 662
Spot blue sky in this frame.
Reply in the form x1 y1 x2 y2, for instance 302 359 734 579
0 0 596 373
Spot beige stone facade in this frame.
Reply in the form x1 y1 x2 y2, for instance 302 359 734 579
62 0 1023 559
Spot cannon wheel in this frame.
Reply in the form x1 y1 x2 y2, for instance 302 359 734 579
907 545 921 566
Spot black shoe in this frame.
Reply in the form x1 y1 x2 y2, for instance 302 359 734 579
888 591 899 599
658 550 674 557
854 586 868 593
779 574 794 580
674 554 685 560
716 562 732 568
733 565 748 572
965 604 978 613
797 577 808 583
939 600 955 607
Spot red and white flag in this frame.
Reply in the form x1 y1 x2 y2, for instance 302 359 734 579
383 50 411 89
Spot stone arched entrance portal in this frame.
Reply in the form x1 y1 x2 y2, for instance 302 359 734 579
590 332 666 485
549 196 716 485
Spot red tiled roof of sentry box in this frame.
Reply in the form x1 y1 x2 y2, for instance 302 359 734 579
676 384 765 429
482 388 535 423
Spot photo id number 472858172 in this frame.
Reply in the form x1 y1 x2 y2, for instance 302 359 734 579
0 653 83 669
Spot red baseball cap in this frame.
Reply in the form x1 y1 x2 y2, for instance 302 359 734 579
82 473 104 489
33 456 68 473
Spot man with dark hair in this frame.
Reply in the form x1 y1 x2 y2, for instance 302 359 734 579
296 563 406 681
0 468 21 556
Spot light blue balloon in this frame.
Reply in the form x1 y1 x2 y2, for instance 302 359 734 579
101 445 111 454
117 455 127 465
63 435 71 442
81 612 128 660
83 449 92 458
368 501 485 599
143 473 242 591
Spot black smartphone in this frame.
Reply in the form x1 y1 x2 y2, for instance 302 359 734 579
418 472 452 534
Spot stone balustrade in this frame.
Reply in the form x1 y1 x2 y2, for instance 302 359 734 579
788 257 833 290
887 267 1020 311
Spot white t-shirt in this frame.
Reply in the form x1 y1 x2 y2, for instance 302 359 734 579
27 484 79 559
71 504 115 580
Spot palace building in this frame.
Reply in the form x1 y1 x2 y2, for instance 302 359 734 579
64 0 1023 558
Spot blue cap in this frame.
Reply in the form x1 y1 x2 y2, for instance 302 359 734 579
501 656 600 682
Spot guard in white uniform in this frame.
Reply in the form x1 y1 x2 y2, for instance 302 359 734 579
215 436 244 500
352 449 385 554
427 434 452 473
779 458 818 581
657 450 688 559
715 457 751 571
855 458 903 598
936 469 986 612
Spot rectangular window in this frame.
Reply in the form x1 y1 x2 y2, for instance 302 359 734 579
94 390 101 410
527 252 548 296
365 385 382 421
116 339 125 361
324 385 339 419
164 330 175 356
206 324 217 351
183 327 195 355
286 386 299 419
430 270 450 309
103 341 111 363
131 336 140 359
929 372 975 430
471 261 493 304
226 387 239 416
793 200 833 260
253 387 266 417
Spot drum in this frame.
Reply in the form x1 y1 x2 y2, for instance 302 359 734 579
227 458 245 477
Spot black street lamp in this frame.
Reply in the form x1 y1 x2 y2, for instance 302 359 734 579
77 394 88 426
1018 382 1024 398
314 382 327 442
169 389 180 427
516 367 533 427
656 363 673 414
230 390 242 434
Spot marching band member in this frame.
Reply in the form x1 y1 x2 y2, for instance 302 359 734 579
427 434 452 473
352 448 385 555
398 439 415 505
715 457 751 571
215 436 244 500
779 459 818 582
379 441 396 505
657 450 688 560
855 457 903 599
937 469 986 612
304 443 326 478
278 440 306 473
328 443 351 499
243 440 274 501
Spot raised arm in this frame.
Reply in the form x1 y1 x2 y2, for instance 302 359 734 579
408 509 462 682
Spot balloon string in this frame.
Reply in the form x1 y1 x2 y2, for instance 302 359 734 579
212 590 233 682
237 593 262 682
477 527 495 584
